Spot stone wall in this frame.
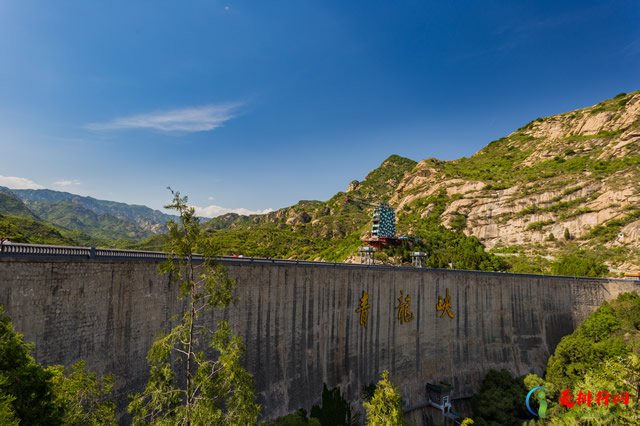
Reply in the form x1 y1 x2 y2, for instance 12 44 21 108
0 257 637 421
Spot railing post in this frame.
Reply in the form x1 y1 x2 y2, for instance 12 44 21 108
90 246 96 259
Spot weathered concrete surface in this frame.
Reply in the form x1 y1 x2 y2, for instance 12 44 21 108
0 258 637 421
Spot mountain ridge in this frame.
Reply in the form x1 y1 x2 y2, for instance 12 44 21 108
202 90 640 273
0 187 177 245
2 90 638 273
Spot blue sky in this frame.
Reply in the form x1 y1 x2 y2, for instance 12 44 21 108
1 1 639 216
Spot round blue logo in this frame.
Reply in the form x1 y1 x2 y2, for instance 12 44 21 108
526 386 547 418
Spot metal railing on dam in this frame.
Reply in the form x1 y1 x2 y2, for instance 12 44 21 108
2 242 640 283
0 242 382 269
1 242 178 261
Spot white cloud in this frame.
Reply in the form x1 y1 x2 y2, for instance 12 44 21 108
191 204 273 218
0 175 45 189
53 179 81 187
86 103 243 133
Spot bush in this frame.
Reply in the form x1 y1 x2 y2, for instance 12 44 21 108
551 251 608 277
471 369 529 425
310 385 358 426
269 410 321 426
545 294 639 389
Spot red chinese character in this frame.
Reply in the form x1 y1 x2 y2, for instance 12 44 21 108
613 392 630 405
595 390 610 406
559 389 575 408
575 390 593 406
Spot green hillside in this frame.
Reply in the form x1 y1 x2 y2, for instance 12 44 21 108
0 214 79 245
13 189 175 227
0 188 178 246
0 187 37 219
23 200 153 242
194 91 640 274
199 155 507 270
202 155 417 261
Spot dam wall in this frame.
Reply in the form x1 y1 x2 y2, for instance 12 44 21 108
1 252 638 420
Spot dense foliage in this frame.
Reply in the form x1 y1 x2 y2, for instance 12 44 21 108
0 305 61 423
531 292 639 424
0 306 115 425
471 292 640 425
551 250 609 277
0 214 79 245
470 369 529 425
394 190 508 271
310 384 359 426
268 410 321 426
545 293 639 389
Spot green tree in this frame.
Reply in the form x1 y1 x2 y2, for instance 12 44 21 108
542 355 640 425
363 370 405 426
0 377 19 426
551 251 608 277
0 305 115 425
128 189 260 425
530 292 640 424
310 384 359 426
470 369 529 425
268 409 321 426
48 360 116 425
546 301 630 389
0 305 62 424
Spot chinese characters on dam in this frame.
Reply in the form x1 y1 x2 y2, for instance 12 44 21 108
355 288 455 328
396 291 414 324
436 288 455 319
356 291 371 328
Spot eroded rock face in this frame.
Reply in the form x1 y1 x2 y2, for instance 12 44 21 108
286 212 312 226
387 92 640 270
346 180 360 192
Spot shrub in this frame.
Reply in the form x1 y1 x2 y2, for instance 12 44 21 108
551 251 608 277
471 369 529 425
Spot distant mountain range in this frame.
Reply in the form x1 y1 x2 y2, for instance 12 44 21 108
0 187 175 246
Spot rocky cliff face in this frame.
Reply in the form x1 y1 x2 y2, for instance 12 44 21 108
202 91 640 271
390 91 640 271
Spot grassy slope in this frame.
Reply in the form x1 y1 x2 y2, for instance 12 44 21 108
0 214 79 245
202 155 417 261
0 187 37 219
25 201 154 242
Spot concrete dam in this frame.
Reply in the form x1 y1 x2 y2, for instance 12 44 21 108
1 244 638 421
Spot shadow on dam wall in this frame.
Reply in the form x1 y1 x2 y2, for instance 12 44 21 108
0 256 638 421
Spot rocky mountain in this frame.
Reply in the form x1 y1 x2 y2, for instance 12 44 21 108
389 91 640 272
202 91 640 273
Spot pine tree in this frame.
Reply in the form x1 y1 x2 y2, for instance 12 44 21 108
363 370 405 425
128 188 260 425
